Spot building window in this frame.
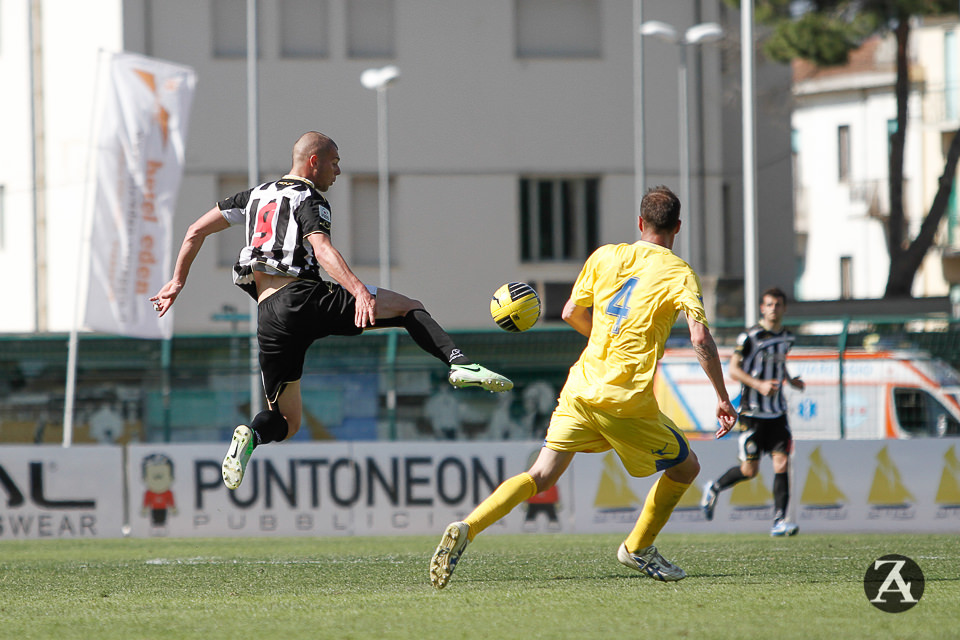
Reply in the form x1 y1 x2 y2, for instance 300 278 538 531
542 281 575 320
837 125 850 182
840 255 852 299
280 0 329 58
347 0 395 59
515 0 601 59
350 175 396 266
520 177 599 262
216 175 253 268
212 0 260 58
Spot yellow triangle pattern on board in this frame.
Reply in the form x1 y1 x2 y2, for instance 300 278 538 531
594 452 642 509
868 445 914 505
936 445 960 505
729 473 772 506
800 446 847 505
652 374 693 430
677 482 703 508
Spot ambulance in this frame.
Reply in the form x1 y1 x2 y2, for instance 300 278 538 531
653 347 960 440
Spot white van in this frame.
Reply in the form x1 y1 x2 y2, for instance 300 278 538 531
653 347 960 440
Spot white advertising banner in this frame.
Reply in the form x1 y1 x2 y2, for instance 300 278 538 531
0 446 125 539
569 439 960 535
125 442 563 538
125 439 960 537
84 51 197 339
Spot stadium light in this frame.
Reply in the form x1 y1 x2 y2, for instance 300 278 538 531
639 21 723 272
360 65 400 92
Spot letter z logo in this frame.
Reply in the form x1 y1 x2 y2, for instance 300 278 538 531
864 554 924 613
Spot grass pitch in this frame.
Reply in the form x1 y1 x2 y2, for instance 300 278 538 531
0 533 955 639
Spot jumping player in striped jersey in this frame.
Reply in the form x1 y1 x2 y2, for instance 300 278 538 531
430 186 738 588
700 287 805 536
151 131 511 490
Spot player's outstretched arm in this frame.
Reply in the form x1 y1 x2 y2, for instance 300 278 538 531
307 232 376 328
687 316 738 438
151 206 228 316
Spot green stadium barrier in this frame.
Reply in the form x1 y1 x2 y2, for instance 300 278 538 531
1 315 959 444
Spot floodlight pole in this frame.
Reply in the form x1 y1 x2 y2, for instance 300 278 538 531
362 66 400 439
633 0 645 241
375 83 392 291
742 0 759 326
246 0 263 417
638 21 723 272
678 42 692 267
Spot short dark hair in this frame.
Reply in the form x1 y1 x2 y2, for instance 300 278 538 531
640 186 681 232
761 287 787 305
141 453 174 480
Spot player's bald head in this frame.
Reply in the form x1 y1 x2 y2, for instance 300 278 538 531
292 131 337 166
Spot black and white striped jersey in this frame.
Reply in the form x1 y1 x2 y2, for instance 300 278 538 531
218 175 332 299
735 324 795 418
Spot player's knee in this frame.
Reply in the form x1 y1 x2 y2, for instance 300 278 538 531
528 470 557 493
403 299 426 314
667 451 699 484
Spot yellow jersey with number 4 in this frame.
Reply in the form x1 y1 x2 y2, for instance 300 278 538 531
563 241 707 418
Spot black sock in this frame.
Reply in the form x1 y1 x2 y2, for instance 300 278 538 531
773 472 789 521
250 410 289 447
715 466 749 492
403 309 471 365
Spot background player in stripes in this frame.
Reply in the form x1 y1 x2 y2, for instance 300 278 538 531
701 287 805 536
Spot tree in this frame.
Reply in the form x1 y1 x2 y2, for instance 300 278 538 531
734 0 960 297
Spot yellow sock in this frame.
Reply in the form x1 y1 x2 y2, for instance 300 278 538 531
463 473 538 541
624 474 691 551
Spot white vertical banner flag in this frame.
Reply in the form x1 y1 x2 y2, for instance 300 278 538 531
84 52 197 339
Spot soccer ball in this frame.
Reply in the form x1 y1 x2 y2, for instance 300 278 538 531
490 282 541 332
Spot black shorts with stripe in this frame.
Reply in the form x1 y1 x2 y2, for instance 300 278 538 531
257 279 363 404
737 414 792 461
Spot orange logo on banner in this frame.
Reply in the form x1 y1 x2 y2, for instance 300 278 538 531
134 69 171 147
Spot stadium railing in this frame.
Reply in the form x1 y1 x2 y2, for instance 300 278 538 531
1 314 958 444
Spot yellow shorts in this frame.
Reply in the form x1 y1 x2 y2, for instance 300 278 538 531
544 392 691 478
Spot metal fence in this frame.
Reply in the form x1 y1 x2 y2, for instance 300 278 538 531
2 315 959 445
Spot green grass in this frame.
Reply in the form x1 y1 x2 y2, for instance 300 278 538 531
0 533 956 639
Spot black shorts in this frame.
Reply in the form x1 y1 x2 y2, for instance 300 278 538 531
737 414 792 461
257 279 364 404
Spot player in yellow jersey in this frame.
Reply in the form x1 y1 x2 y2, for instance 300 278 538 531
430 186 738 588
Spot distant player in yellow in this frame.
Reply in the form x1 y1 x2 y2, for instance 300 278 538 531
430 186 738 588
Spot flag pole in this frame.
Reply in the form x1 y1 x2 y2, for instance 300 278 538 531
64 49 108 447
